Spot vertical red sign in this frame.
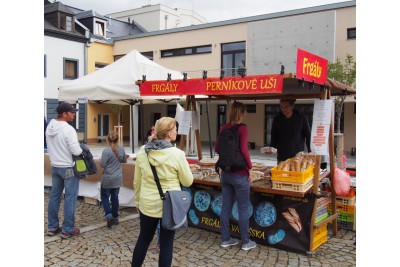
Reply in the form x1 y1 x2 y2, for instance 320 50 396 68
296 49 328 85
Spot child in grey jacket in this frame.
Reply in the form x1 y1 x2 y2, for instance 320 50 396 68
100 130 127 227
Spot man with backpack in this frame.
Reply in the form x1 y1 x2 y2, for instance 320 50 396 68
214 102 256 251
46 102 83 238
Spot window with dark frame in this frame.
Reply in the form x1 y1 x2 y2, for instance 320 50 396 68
347 28 356 39
95 21 105 36
161 45 212 58
114 55 125 61
66 16 72 31
63 58 78 79
60 14 73 32
221 41 246 76
95 63 108 70
141 51 154 60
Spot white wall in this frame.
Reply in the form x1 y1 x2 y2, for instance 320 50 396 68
107 4 207 32
44 36 85 99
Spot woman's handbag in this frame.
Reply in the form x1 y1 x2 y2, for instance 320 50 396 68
149 162 191 230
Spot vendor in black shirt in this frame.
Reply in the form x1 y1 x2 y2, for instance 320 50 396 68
266 99 311 163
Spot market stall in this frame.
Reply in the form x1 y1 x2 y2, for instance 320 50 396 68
138 49 355 253
44 153 136 207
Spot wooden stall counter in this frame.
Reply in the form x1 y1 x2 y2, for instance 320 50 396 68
186 164 331 254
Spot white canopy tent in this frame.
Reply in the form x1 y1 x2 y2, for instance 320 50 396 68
58 49 185 151
59 49 184 104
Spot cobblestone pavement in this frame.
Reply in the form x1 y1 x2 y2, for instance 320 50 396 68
44 192 356 267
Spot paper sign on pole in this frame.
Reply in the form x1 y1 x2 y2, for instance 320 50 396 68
175 103 185 124
178 111 192 135
310 99 333 155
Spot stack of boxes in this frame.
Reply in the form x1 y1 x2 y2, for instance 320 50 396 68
328 195 356 231
312 224 328 251
311 192 330 250
271 164 315 193
315 192 330 223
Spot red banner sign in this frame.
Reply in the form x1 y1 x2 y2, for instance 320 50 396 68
139 74 283 96
296 49 328 85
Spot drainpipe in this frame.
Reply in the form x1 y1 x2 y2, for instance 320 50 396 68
83 35 92 144
83 39 88 143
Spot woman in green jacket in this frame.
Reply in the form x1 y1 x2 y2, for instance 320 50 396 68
131 117 193 267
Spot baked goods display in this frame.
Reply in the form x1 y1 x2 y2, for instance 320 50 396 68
198 157 218 166
190 159 275 188
275 154 316 172
189 164 201 172
251 170 266 182
252 161 267 171
192 168 217 180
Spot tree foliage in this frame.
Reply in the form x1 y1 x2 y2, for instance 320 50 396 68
328 54 356 133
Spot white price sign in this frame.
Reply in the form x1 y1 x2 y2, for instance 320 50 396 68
78 97 88 104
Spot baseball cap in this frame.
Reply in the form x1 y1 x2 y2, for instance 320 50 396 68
56 102 78 114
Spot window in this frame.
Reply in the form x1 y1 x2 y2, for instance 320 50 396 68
63 58 78 79
60 14 73 32
141 51 154 61
347 28 356 39
95 63 107 70
221 41 246 76
66 16 72 31
161 45 212 58
95 21 105 36
114 55 125 61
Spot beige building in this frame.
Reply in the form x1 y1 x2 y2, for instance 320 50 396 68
110 1 356 154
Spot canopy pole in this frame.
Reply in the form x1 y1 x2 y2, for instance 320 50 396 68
140 100 145 145
84 103 87 144
206 101 213 158
130 101 134 153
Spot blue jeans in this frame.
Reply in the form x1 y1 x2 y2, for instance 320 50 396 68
48 166 80 233
131 213 175 267
100 186 120 219
220 172 250 244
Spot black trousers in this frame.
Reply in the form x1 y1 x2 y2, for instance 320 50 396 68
131 212 176 267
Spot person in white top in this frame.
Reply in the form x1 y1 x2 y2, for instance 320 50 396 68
46 102 83 238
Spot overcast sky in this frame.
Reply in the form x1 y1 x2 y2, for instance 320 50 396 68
57 0 353 22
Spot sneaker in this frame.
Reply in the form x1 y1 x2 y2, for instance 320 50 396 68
107 217 114 228
221 238 239 248
241 240 257 251
47 226 62 236
61 228 80 239
113 218 119 225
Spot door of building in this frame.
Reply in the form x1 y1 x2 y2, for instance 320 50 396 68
97 113 110 141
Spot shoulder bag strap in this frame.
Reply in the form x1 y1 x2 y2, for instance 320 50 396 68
113 148 123 163
147 154 166 200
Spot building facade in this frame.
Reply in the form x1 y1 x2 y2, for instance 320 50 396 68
45 1 356 153
112 1 356 152
44 0 88 133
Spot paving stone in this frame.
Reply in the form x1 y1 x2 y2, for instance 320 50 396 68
44 192 356 266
